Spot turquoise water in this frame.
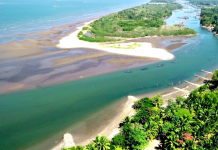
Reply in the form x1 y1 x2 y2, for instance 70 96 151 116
1 1 218 150
0 0 148 44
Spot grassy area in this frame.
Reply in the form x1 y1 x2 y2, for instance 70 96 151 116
77 0 197 42
102 42 142 49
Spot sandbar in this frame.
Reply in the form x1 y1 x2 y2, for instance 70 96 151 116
57 21 174 60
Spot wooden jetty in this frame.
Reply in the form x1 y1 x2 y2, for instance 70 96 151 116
184 80 202 87
194 75 209 80
201 70 213 74
173 87 189 94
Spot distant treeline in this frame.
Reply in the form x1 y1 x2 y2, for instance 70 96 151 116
78 0 197 42
63 69 218 150
189 0 218 6
200 7 218 33
150 0 176 3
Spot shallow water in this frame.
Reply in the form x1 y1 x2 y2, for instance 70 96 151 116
0 1 218 150
0 0 149 44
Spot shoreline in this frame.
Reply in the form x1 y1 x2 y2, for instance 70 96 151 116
51 72 213 150
0 17 189 95
0 59 159 95
201 25 213 31
56 20 175 60
51 95 139 150
0 0 197 96
0 0 194 95
201 25 218 37
0 0 152 45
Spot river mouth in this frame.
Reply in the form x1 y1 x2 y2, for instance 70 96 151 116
0 23 190 95
0 1 218 150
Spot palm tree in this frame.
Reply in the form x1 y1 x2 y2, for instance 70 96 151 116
63 146 85 150
93 136 110 150
113 145 123 150
86 142 97 150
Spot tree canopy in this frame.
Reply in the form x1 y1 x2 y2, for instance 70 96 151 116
63 70 218 150
189 0 218 6
78 0 196 42
200 7 218 33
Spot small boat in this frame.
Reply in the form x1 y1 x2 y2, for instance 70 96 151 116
157 64 164 67
140 68 149 71
125 70 132 73
172 60 178 63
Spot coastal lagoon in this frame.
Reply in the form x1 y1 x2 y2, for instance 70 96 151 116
0 1 218 150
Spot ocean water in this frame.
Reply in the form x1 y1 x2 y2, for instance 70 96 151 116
0 0 149 44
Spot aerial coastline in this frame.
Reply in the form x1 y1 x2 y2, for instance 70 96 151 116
56 0 197 62
2 0 218 149
50 72 214 150
49 0 204 149
51 0 217 149
0 0 199 95
0 18 190 94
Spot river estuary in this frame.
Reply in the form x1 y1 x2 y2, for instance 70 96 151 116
0 0 218 149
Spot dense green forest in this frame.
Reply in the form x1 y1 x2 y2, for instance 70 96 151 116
63 70 218 150
189 0 218 6
190 0 218 33
200 7 218 33
78 0 197 42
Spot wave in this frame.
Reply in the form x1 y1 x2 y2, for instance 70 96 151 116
0 2 40 5
53 5 78 8
56 0 72 1
0 0 143 41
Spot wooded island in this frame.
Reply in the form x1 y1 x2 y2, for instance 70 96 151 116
77 0 197 42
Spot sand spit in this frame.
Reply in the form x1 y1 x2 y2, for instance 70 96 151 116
57 21 174 60
51 95 139 150
0 17 190 94
51 133 75 150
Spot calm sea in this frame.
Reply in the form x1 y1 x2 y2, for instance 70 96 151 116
0 0 149 44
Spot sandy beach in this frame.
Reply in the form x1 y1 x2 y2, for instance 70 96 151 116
56 20 174 60
51 95 139 150
51 72 213 150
